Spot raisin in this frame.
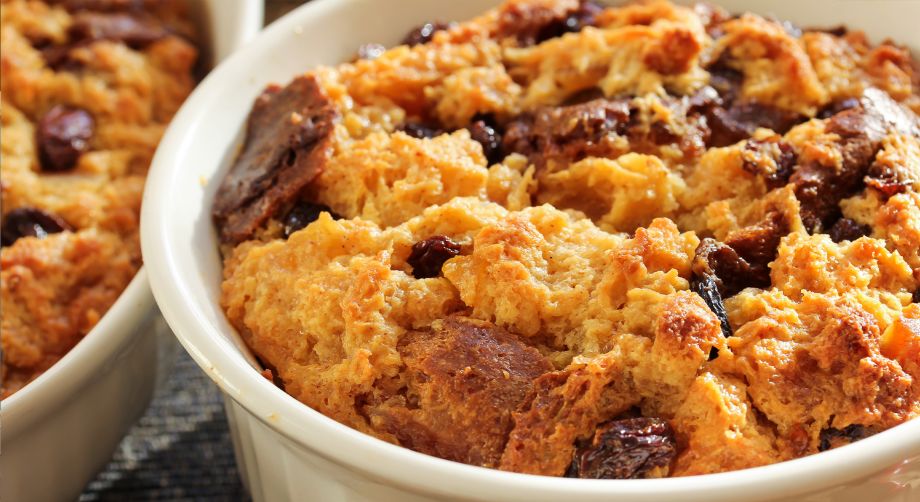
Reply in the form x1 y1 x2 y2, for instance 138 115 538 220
282 201 337 238
498 0 601 46
398 122 444 139
40 41 91 71
692 211 786 304
407 236 461 279
817 97 860 120
818 424 872 451
355 43 386 61
704 56 805 146
688 225 789 353
1 207 72 247
40 11 168 70
564 1 602 31
789 88 920 233
913 289 920 304
708 102 804 147
567 417 676 479
866 154 915 199
690 273 732 341
503 98 631 168
467 115 503 165
401 22 451 46
562 87 605 106
723 210 788 285
741 138 797 189
827 218 871 243
36 105 94 172
68 12 169 49
687 85 721 113
706 57 744 105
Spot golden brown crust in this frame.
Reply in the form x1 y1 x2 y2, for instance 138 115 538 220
369 316 552 467
0 0 197 396
216 0 920 478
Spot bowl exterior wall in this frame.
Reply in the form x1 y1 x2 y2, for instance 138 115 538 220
224 393 920 502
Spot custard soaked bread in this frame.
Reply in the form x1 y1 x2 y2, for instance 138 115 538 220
0 0 197 397
214 0 920 477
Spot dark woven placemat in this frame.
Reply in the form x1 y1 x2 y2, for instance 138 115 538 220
79 350 249 501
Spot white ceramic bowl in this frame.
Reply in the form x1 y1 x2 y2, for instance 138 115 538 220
141 1 920 501
0 3 262 502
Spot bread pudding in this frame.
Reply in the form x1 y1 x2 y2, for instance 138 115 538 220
0 0 197 397
212 0 920 478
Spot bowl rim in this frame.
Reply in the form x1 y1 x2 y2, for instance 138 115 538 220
1 0 264 437
141 0 920 500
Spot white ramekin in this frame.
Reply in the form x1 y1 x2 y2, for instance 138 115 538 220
0 3 262 502
141 1 920 501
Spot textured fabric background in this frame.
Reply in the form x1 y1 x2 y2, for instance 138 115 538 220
79 3 306 500
79 351 247 501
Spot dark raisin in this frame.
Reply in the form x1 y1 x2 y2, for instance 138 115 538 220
355 43 386 61
1 207 72 247
827 218 871 243
723 211 788 285
704 56 806 146
691 274 732 340
818 424 871 451
567 417 676 479
913 289 920 304
560 1 603 33
865 176 912 199
865 154 915 199
282 201 337 238
398 122 444 139
40 40 92 71
503 98 631 168
467 115 503 165
817 97 860 119
693 219 784 301
741 138 797 189
497 0 603 46
688 223 790 353
706 57 744 104
36 105 94 172
790 92 911 232
687 85 722 114
708 102 805 147
401 22 451 47
408 235 461 279
562 87 606 106
39 11 168 70
68 12 169 49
